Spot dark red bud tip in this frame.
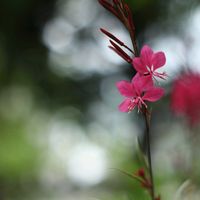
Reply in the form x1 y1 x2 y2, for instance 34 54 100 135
100 28 124 46
124 3 135 31
98 0 119 18
109 40 132 63
136 168 145 178
98 0 111 8
113 0 119 4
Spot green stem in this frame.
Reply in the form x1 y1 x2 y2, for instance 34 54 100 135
144 110 155 200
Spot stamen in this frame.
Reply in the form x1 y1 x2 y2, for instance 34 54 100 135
138 97 147 108
127 96 148 113
153 71 167 80
151 65 154 71
128 98 135 113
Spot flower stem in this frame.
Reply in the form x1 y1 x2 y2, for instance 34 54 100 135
144 110 155 200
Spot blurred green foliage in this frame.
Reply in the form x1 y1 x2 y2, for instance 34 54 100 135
0 121 39 179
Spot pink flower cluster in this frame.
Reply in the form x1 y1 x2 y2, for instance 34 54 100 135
171 72 200 125
116 45 166 112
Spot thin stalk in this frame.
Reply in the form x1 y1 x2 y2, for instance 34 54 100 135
144 110 155 200
130 31 139 56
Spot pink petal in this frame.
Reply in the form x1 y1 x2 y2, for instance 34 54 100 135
132 57 147 73
131 72 141 83
118 99 132 112
116 80 135 97
132 73 153 94
143 87 164 102
171 84 187 113
152 52 166 70
140 45 153 67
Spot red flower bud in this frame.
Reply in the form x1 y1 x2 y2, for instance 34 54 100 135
100 28 124 46
136 168 145 178
109 40 132 63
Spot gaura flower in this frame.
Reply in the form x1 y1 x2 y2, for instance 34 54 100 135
171 72 200 125
132 45 167 80
116 73 164 112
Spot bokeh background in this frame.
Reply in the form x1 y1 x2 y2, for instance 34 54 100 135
1 0 200 199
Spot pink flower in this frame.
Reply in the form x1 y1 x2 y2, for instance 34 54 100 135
171 72 200 125
132 45 167 80
116 73 164 112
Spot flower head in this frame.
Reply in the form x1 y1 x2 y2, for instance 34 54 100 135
171 72 200 125
132 45 167 80
116 73 164 112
